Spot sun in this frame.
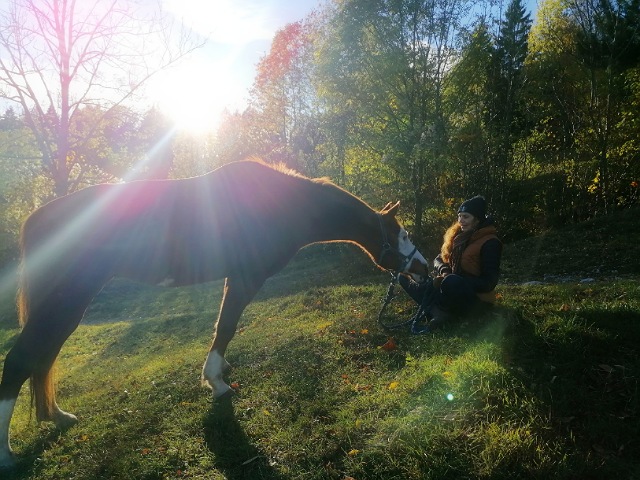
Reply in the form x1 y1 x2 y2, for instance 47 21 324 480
150 0 279 134
149 55 241 134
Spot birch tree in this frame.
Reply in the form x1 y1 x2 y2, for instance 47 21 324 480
0 0 203 198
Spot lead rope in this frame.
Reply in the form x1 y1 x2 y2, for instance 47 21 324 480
378 273 436 333
377 273 404 326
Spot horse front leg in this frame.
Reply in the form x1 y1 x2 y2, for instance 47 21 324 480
202 276 263 398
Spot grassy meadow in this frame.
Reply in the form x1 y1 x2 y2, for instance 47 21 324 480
0 209 639 479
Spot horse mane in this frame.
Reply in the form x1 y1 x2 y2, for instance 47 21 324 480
244 157 373 210
311 176 336 186
240 157 296 177
250 158 326 182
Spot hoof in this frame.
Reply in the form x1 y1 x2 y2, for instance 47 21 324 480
214 386 235 402
53 410 78 430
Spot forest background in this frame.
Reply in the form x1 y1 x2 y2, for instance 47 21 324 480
1 0 639 268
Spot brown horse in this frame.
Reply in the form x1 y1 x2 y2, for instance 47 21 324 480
0 159 428 467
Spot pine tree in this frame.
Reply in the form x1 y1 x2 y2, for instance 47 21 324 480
486 0 533 207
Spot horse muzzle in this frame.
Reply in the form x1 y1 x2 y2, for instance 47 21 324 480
406 257 429 282
390 245 429 283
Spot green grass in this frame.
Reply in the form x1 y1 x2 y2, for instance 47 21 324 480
0 214 639 479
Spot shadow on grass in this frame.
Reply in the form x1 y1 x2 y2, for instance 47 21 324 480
203 395 285 480
2 428 67 480
497 305 640 476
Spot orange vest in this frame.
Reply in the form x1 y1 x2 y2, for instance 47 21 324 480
459 226 499 303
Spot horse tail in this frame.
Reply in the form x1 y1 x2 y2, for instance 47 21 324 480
32 365 57 421
17 220 58 421
17 265 29 329
16 212 33 327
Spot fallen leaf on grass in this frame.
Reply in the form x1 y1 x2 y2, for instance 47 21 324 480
347 449 360 456
379 338 397 351
388 381 399 390
354 384 372 391
317 321 333 330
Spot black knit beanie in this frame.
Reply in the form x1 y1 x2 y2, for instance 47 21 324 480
458 195 487 220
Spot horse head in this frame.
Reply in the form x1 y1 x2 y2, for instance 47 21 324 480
376 202 429 282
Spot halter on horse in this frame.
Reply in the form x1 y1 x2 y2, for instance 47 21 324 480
0 159 428 468
377 212 421 275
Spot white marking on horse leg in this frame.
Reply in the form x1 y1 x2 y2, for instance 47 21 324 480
201 350 232 398
0 398 17 468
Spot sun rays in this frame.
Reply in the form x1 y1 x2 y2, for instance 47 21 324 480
148 55 243 134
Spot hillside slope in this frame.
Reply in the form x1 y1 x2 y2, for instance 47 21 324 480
500 206 640 282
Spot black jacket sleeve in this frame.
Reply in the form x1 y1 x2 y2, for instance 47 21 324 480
433 254 452 276
464 238 502 292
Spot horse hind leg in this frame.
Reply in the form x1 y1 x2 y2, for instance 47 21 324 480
8 303 85 421
31 333 80 429
0 335 34 468
30 278 107 427
0 321 79 469
0 317 76 469
0 275 106 467
0 318 82 468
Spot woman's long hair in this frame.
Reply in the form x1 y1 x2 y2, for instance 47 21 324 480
440 222 461 265
440 219 487 274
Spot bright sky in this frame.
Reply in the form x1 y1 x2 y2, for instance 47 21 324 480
149 0 322 133
153 0 539 134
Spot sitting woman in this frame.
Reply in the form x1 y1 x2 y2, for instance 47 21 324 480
400 195 502 333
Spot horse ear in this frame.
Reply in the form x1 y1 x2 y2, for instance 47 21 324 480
383 201 400 216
